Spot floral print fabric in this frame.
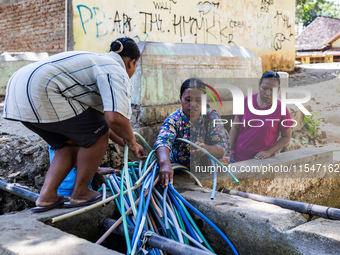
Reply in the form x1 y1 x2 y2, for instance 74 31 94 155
154 108 230 167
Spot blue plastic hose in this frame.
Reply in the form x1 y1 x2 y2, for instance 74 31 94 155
168 184 239 255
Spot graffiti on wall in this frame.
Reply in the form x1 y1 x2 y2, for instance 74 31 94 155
72 0 295 70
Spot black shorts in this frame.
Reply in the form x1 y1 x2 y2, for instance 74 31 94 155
22 108 109 150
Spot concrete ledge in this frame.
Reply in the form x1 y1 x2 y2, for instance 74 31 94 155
0 245 16 255
231 147 333 171
0 61 32 96
196 148 334 183
175 175 340 255
140 42 260 59
0 204 122 255
0 52 49 61
197 148 340 210
286 218 340 255
0 52 49 95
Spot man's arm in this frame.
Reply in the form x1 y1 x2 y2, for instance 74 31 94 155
108 129 125 147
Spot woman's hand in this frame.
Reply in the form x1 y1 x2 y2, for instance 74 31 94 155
129 143 147 159
159 163 174 188
191 142 207 156
254 150 271 159
191 142 224 158
156 146 174 188
254 128 292 160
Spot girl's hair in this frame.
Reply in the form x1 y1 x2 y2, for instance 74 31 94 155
180 78 206 98
110 37 140 60
259 71 280 86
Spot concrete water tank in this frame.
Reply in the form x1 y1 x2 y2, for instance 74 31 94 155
130 41 262 125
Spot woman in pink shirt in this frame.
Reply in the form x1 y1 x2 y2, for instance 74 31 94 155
230 71 293 162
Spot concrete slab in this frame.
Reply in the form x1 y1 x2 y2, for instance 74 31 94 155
285 218 340 255
0 204 122 255
195 148 340 212
196 148 335 183
0 61 33 96
174 175 340 255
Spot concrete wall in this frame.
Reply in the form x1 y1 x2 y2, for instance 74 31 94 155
130 41 262 125
198 148 340 210
71 0 295 72
0 0 65 54
0 53 49 95
0 0 295 71
0 61 32 95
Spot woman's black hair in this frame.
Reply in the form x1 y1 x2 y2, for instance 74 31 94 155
259 71 280 86
110 37 140 60
180 78 206 98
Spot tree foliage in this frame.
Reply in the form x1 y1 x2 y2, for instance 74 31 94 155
296 0 340 28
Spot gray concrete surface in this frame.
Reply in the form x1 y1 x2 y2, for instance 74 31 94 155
285 218 340 255
175 175 340 255
132 41 262 125
198 148 340 209
0 52 49 96
0 203 122 255
196 148 335 182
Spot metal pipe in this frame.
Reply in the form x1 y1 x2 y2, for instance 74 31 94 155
101 218 214 255
0 180 39 202
220 188 340 221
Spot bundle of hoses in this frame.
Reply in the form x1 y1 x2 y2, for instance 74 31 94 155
98 133 239 255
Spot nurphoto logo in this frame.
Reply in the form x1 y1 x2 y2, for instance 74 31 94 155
200 84 312 128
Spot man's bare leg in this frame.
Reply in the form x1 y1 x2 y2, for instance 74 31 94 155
36 144 79 206
70 131 109 202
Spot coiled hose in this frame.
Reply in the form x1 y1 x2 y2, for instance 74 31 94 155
98 133 239 255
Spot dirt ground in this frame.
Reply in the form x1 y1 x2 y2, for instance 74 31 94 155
289 63 340 152
288 62 340 87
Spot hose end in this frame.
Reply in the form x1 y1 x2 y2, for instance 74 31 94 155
218 187 231 194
